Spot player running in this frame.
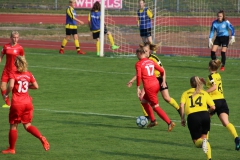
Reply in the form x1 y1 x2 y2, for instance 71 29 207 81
200 59 240 151
180 76 215 160
134 47 175 132
208 10 235 71
127 42 180 125
88 1 120 56
1 56 50 154
0 31 24 108
59 0 85 55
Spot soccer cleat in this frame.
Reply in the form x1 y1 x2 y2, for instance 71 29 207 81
40 136 50 151
220 66 225 71
2 104 10 108
202 138 208 153
2 148 15 154
235 137 240 151
168 121 175 132
111 45 120 50
147 120 158 128
59 48 64 54
97 52 100 56
77 50 86 55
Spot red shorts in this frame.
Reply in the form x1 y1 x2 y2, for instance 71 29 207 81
143 83 160 106
9 103 33 124
1 69 12 82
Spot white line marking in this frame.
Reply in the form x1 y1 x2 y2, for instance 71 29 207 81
35 108 240 128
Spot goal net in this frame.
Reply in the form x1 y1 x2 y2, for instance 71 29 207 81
103 0 240 58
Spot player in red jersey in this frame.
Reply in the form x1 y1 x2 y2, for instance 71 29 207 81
1 56 50 154
135 48 175 131
0 31 24 108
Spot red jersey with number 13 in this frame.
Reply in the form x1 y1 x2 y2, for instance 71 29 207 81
1 43 24 72
10 71 36 105
135 58 164 89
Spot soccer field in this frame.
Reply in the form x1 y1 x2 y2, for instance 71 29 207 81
0 48 240 160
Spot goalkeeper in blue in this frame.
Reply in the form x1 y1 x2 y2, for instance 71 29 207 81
208 10 235 71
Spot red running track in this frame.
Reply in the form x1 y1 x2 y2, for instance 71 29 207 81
1 14 240 26
0 14 239 57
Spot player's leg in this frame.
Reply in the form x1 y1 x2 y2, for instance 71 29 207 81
1 71 11 107
220 47 227 71
59 28 71 54
210 45 218 60
219 36 229 71
106 31 119 50
96 38 100 56
23 103 50 151
2 124 18 154
73 30 85 55
147 85 174 131
219 113 240 150
1 81 11 108
161 89 180 112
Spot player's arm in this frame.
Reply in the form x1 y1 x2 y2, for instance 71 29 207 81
3 79 14 99
127 75 137 87
136 64 142 99
227 20 235 45
0 47 6 63
29 81 38 89
227 20 235 36
179 93 186 127
209 21 215 39
88 13 91 30
67 8 84 25
206 94 215 113
154 62 165 77
206 75 216 93
147 8 153 19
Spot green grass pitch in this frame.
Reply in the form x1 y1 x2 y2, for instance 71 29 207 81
0 48 239 160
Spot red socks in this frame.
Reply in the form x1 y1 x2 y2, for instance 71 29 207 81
26 126 42 139
141 103 155 122
9 129 18 150
153 106 171 124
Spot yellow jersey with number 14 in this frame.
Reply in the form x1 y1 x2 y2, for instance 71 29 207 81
180 88 214 116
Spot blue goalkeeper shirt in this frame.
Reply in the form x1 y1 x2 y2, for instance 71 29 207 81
209 20 235 38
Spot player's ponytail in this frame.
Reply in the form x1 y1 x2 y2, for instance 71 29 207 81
15 56 28 72
209 59 221 71
190 76 203 97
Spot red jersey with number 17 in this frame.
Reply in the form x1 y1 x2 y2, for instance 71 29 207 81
135 58 164 89
10 71 36 105
1 43 24 72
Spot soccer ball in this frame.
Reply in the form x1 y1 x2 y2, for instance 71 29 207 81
136 116 148 128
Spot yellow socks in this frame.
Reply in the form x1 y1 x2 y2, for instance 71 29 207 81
226 123 238 139
74 39 80 51
169 98 180 110
61 38 68 49
206 131 209 140
195 138 211 160
96 40 100 55
141 104 148 117
108 34 115 46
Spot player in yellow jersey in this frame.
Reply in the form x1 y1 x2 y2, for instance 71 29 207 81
59 0 85 55
88 1 120 56
200 59 240 150
180 76 215 160
127 42 179 128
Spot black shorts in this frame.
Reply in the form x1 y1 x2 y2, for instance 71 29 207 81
157 77 169 91
140 28 151 37
187 111 210 140
213 36 229 47
66 28 77 35
210 99 229 116
92 27 108 39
